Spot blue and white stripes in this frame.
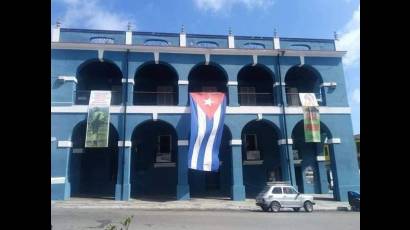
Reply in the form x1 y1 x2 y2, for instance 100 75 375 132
188 94 226 171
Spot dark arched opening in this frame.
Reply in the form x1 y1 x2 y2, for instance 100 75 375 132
69 120 119 199
285 65 324 106
188 62 229 104
130 120 178 199
237 64 275 106
75 59 123 105
133 62 178 105
241 119 282 198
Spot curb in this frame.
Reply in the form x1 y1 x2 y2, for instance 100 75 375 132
52 205 351 212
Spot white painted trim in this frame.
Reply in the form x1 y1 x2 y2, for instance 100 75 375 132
230 139 242 146
227 81 238 86
227 106 281 114
317 156 326 161
320 82 337 88
152 113 158 120
180 33 186 47
98 49 104 61
243 160 263 165
51 106 124 113
300 56 305 65
51 28 60 42
334 39 341 51
205 53 210 65
325 138 341 144
126 31 132 45
178 140 189 146
278 139 293 145
51 137 57 142
52 42 347 58
178 80 189 85
273 82 286 87
154 162 176 168
57 76 77 84
122 78 135 84
273 37 280 49
51 106 351 114
285 107 351 114
228 35 235 48
51 177 65 184
118 141 132 147
252 55 257 66
58 141 72 148
154 52 159 64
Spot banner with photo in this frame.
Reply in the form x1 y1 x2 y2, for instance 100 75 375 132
85 91 112 148
299 93 320 143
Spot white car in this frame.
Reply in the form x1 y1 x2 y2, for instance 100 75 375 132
255 183 315 212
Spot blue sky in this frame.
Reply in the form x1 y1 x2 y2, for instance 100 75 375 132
51 0 360 134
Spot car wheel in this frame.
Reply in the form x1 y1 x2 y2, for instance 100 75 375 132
293 207 301 212
270 201 281 213
304 201 313 212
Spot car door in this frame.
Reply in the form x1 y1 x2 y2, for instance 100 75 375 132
271 186 284 204
282 186 299 207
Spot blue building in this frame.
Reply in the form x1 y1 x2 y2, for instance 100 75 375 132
51 24 360 202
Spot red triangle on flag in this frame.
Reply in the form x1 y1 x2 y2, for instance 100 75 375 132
190 92 225 119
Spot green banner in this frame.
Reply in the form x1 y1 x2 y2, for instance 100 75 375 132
85 91 111 148
303 106 320 142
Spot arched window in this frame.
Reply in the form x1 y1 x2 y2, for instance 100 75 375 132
89 36 115 44
285 65 324 106
242 42 265 49
144 39 170 46
290 44 311 50
237 64 275 106
196 41 219 48
133 62 178 105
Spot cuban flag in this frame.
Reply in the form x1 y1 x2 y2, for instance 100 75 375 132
188 92 226 171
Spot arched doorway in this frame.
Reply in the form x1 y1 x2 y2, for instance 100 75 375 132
75 59 123 105
237 64 275 106
284 65 324 106
188 125 232 199
291 120 335 194
69 120 119 199
130 120 178 199
133 61 178 105
241 119 282 198
188 62 229 104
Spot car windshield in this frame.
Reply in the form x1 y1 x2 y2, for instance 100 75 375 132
258 186 271 194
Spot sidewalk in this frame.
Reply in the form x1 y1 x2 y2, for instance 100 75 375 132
51 195 351 211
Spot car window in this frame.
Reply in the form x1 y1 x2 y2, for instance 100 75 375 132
272 187 282 194
283 187 297 194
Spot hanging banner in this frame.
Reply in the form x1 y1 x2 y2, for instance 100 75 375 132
300 93 320 143
85 91 111 148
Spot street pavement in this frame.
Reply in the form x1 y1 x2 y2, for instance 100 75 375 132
51 208 360 230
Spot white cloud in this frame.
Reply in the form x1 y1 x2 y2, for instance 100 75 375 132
352 88 360 104
194 0 274 13
338 5 360 67
55 0 135 30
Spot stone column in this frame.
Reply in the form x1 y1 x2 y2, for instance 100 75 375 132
231 144 245 200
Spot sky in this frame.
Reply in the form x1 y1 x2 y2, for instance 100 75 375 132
51 0 360 134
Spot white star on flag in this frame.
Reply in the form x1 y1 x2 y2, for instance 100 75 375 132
204 97 214 106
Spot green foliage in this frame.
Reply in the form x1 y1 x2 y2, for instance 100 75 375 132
104 215 134 230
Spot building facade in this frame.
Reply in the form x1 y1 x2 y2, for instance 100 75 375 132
51 25 360 202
